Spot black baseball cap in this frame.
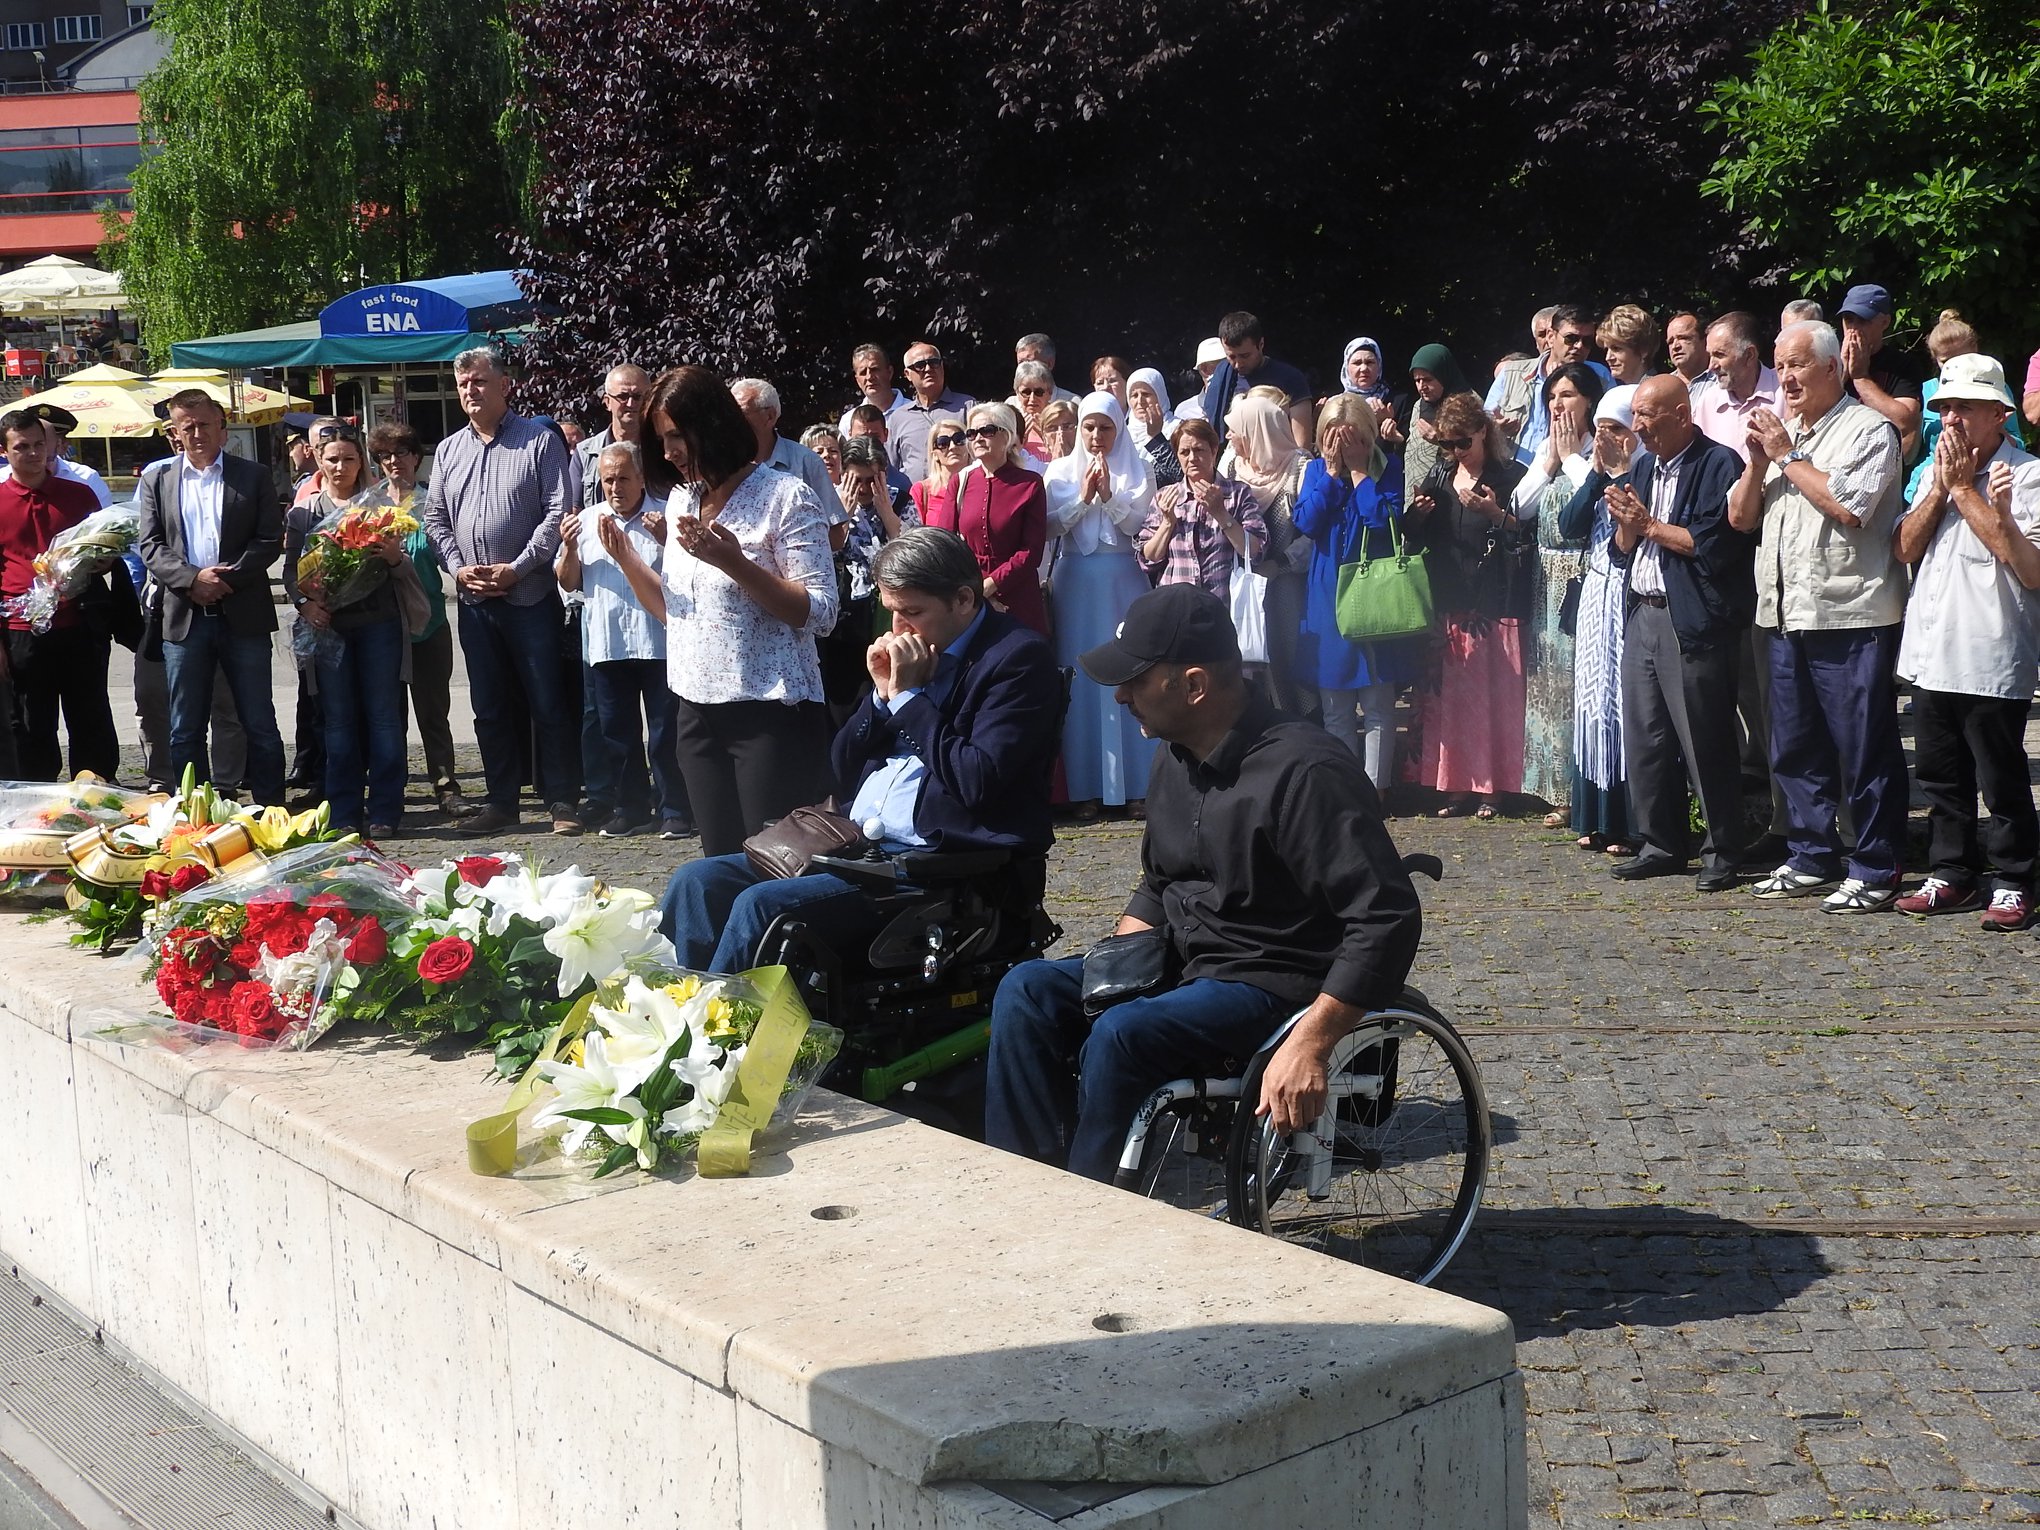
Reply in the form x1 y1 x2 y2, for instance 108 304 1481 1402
11 401 77 433
1079 583 1241 686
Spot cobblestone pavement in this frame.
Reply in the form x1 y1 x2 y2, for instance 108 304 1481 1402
113 731 2040 1526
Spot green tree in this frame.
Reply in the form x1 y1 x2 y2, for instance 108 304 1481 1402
106 0 525 352
1702 0 2040 343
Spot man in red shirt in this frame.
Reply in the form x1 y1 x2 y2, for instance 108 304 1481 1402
0 408 120 778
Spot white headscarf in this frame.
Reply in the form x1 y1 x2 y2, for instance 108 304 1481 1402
1044 392 1155 554
1125 366 1174 443
1594 385 1638 431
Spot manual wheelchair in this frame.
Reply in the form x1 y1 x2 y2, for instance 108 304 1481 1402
759 845 1489 1286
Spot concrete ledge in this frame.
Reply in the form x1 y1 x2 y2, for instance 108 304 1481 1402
0 917 1526 1527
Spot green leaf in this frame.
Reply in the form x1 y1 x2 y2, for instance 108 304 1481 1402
561 1106 637 1126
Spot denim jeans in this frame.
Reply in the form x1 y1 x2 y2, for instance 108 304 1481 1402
457 595 580 812
163 615 285 804
658 852 882 974
589 658 688 825
985 957 1292 1182
316 617 408 829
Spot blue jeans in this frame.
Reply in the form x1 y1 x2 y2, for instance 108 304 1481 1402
985 957 1292 1182
316 617 408 829
163 616 285 804
458 595 580 812
659 853 882 974
589 658 688 824
1767 626 1909 882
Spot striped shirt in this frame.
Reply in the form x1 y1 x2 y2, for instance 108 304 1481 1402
423 411 574 607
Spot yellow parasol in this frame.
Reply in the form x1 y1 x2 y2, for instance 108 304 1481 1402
149 368 311 426
9 367 313 435
7 376 161 438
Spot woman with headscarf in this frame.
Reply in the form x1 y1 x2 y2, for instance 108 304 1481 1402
1546 385 1640 852
1126 367 1181 488
1515 362 1611 837
1044 392 1159 817
1340 337 1413 455
1223 392 1313 716
1403 344 1483 504
1404 392 1529 817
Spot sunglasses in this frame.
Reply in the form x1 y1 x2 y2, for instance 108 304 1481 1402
1017 387 1049 399
905 358 944 371
964 424 1003 440
1437 437 1473 451
931 433 967 449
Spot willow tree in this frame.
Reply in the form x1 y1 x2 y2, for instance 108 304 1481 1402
109 0 527 350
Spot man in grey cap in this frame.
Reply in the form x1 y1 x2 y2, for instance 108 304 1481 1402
1891 354 2040 930
984 582 1422 1182
1836 283 1923 460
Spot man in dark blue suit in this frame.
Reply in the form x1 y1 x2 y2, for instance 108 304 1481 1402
658 527 1060 971
1604 375 1758 891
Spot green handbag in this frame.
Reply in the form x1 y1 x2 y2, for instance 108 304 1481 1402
1334 517 1435 642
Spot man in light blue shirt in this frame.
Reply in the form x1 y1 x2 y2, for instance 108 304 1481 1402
1486 304 1612 463
731 377 841 518
556 441 690 840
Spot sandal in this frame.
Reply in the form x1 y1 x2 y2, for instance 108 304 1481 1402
1543 811 1567 829
1577 834 1602 851
1604 842 1635 857
1473 803 1498 821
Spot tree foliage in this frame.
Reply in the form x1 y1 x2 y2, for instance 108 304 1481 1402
511 0 1797 422
110 0 527 351
1703 0 2040 345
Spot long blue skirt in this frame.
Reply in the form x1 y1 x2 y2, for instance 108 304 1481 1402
1051 541 1161 805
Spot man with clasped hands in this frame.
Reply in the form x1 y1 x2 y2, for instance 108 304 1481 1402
985 582 1423 1183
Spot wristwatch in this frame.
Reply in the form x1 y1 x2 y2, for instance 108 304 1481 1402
1782 448 1811 467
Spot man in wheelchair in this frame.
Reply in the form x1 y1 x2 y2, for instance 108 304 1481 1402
985 583 1424 1183
657 527 1061 978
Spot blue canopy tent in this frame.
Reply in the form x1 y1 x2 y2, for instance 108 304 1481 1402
167 270 534 369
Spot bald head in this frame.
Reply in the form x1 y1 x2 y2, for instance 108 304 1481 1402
1631 374 1696 460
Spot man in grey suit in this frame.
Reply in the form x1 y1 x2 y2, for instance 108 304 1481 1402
136 389 287 803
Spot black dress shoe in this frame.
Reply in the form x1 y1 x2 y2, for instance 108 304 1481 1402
1695 866 1740 892
1612 855 1689 881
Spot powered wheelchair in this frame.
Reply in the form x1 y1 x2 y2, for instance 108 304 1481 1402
754 842 1489 1286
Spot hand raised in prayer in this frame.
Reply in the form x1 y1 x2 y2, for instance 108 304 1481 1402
1550 398 1587 462
1081 459 1110 505
641 509 666 542
889 630 938 692
1839 328 1867 382
595 511 637 566
673 515 747 575
1746 408 1792 465
1378 413 1405 449
1987 459 2015 518
560 512 582 547
1195 478 1228 521
865 634 896 700
1605 483 1650 533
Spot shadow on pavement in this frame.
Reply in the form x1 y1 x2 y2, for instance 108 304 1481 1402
1433 1204 1832 1339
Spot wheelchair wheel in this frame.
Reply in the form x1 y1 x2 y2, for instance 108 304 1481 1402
1225 1002 1489 1285
1126 1093 1236 1214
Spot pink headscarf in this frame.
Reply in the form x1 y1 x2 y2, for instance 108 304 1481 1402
1224 394 1301 509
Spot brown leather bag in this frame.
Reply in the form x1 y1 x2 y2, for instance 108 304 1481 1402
742 805 869 881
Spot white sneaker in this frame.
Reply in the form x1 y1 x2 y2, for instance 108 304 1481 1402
1821 877 1898 914
1750 864 1836 899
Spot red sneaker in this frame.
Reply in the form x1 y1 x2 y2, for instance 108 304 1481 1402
1980 888 2031 932
1893 876 1978 916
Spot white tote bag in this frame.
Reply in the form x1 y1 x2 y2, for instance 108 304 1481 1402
1227 533 1270 665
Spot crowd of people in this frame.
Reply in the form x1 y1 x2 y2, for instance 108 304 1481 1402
0 290 2037 936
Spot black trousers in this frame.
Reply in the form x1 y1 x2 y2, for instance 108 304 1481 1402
9 626 117 781
1619 601 1744 873
670 696 830 858
1911 688 2036 890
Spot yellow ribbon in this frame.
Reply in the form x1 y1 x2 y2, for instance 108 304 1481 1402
698 965 813 1179
464 993 595 1176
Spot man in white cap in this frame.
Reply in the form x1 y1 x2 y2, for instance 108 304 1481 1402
1891 354 2040 929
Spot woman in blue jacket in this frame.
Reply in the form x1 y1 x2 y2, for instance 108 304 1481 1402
1292 394 1418 794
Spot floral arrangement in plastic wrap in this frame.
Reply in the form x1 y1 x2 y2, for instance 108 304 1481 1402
84 841 415 1051
0 505 138 633
0 774 159 898
342 852 675 1078
290 499 418 659
466 963 842 1180
61 766 335 951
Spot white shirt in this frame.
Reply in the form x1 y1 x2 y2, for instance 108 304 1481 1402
1630 442 1691 597
1896 438 2040 700
661 468 839 706
177 454 226 569
0 456 112 508
838 389 910 437
576 494 667 664
1753 396 1905 632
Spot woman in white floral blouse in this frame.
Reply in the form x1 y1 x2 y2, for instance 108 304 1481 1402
602 365 840 856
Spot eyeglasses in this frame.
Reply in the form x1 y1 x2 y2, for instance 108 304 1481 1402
1017 387 1049 399
374 449 414 462
604 390 645 403
1437 437 1473 451
931 433 967 449
904 357 944 372
964 424 1003 440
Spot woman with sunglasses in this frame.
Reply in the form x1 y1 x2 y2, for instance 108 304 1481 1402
924 401 1047 634
1044 393 1158 817
1012 362 1057 460
909 414 970 524
1403 392 1529 818
283 426 422 839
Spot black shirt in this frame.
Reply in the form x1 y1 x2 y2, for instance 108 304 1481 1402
1124 698 1422 1008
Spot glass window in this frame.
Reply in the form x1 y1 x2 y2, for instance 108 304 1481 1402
5 23 47 49
126 3 153 24
53 15 102 42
